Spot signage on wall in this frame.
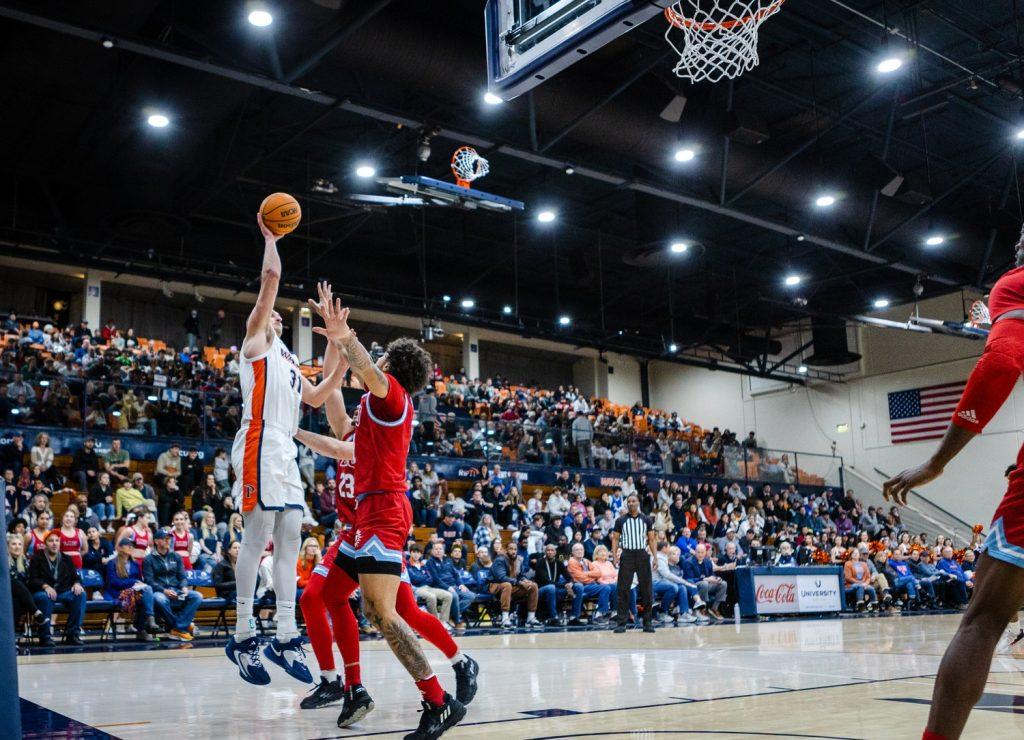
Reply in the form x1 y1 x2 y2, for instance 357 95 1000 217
753 572 842 614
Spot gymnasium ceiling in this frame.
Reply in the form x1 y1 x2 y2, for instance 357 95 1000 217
1 0 1023 379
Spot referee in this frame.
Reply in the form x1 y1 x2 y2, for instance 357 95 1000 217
610 493 656 633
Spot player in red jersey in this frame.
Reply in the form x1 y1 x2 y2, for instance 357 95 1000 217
295 284 477 731
885 225 1024 740
309 285 468 740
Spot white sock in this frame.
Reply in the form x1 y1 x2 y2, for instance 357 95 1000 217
322 669 337 682
1008 619 1021 633
528 611 536 621
276 600 298 640
235 597 256 639
501 612 510 623
449 652 465 666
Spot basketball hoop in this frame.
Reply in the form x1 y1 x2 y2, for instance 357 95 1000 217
451 146 490 189
664 0 784 84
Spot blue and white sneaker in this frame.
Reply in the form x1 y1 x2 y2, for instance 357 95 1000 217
263 636 313 684
225 635 271 686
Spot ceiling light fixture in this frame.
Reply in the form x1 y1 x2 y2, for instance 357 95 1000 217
483 91 503 105
797 364 808 374
558 315 571 326
925 234 945 246
248 9 273 27
354 164 376 178
784 274 802 287
673 148 696 162
669 241 688 254
814 194 836 208
502 305 513 315
537 210 556 223
147 113 170 128
460 298 475 309
876 56 903 74
873 298 890 309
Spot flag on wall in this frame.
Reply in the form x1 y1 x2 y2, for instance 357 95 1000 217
887 381 966 444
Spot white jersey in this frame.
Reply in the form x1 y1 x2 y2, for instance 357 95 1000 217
231 334 304 512
239 334 302 436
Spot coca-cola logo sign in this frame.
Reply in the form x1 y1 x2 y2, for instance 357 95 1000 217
756 583 796 604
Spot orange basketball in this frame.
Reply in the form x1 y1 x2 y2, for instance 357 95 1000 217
260 192 301 236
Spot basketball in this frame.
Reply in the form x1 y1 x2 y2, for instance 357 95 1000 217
260 192 301 236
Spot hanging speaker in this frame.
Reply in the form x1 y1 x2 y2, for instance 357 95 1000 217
803 319 861 366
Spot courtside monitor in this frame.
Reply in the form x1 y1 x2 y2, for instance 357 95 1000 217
485 0 665 100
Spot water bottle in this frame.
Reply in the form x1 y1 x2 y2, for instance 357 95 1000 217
733 603 741 623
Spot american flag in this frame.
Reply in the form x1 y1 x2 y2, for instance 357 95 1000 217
888 381 966 444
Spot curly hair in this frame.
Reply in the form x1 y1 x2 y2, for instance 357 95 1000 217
384 337 432 394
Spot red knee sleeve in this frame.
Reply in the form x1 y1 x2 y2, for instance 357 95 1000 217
952 343 1022 432
396 582 458 659
300 576 334 672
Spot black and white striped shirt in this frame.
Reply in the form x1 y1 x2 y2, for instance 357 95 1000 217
613 512 652 551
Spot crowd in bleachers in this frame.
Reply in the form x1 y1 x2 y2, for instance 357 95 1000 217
2 309 982 647
2 312 812 482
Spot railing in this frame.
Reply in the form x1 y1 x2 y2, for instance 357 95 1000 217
3 372 843 488
408 414 844 488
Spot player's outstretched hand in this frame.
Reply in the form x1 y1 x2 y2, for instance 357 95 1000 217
310 287 353 343
883 460 943 506
257 213 283 243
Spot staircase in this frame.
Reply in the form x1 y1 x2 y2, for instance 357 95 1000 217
844 465 976 547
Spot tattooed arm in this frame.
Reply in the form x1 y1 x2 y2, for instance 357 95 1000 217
309 283 390 399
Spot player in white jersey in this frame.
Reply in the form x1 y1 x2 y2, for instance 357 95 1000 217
225 213 348 686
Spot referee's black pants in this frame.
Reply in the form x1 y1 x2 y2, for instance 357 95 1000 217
616 550 652 627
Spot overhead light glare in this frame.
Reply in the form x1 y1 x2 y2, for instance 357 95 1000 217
674 148 695 162
814 194 836 208
876 57 903 74
460 298 475 309
483 91 503 105
537 210 556 223
248 9 273 27
925 235 945 246
354 164 376 178
147 113 169 128
558 315 571 326
873 298 890 309
797 364 808 374
669 242 688 254
784 274 802 287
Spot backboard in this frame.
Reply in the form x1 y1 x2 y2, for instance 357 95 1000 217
373 176 525 212
485 0 666 100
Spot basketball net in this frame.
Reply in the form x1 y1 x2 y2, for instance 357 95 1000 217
968 300 991 328
664 0 784 84
451 146 490 189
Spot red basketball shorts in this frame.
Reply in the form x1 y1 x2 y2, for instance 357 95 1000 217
987 479 1024 569
352 491 411 576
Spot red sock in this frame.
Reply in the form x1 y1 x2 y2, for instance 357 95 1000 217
922 731 948 740
300 579 335 672
415 674 445 707
397 582 458 659
323 567 360 688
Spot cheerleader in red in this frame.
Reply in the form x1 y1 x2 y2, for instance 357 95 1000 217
885 225 1024 740
169 511 195 570
57 509 86 570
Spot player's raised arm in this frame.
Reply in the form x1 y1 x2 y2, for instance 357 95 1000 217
310 281 353 438
294 428 354 461
243 214 284 358
309 287 390 398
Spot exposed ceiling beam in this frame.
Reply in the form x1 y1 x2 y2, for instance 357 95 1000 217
0 5 961 287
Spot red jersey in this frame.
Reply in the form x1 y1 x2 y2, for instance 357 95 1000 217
28 529 46 556
336 431 357 526
59 528 84 569
354 373 413 497
172 529 194 569
987 266 1024 322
